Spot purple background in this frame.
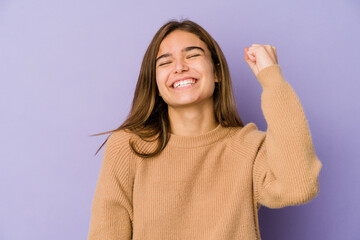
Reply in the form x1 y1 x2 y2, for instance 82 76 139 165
1 0 359 239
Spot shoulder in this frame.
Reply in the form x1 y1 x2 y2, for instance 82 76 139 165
226 122 266 152
228 122 266 141
106 129 133 149
102 129 137 162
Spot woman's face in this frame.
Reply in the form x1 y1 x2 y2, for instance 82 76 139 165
155 30 218 108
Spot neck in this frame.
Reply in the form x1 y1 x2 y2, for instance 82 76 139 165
168 99 218 136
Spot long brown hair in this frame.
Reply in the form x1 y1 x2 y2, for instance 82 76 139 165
90 19 244 158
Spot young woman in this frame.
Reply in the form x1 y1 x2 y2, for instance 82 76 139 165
88 20 322 240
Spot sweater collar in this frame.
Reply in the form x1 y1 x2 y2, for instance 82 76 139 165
167 123 231 148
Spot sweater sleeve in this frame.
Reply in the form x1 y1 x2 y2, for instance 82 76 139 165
88 131 133 239
252 64 322 209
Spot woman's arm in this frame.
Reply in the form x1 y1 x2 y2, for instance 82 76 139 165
252 64 322 208
88 132 133 239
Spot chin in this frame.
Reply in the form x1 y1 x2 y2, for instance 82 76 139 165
168 98 206 108
164 93 214 108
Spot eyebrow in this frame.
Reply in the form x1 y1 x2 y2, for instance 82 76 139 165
155 46 205 63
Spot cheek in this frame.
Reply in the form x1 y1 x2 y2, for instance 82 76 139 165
155 69 161 82
155 72 167 94
156 68 170 84
155 79 162 94
199 59 215 76
204 64 216 80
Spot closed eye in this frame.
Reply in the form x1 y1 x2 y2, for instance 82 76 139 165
188 54 200 58
158 54 200 67
158 62 171 67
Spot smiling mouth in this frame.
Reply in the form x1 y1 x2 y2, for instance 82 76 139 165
172 78 198 89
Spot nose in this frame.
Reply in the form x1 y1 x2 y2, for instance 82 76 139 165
174 58 189 73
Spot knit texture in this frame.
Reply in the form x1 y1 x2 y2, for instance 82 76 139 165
88 64 322 240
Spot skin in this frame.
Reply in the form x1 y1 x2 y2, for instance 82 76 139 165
244 44 278 77
155 30 278 136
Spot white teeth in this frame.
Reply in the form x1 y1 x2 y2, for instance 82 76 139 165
173 79 196 88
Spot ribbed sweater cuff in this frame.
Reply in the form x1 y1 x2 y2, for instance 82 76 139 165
256 64 285 87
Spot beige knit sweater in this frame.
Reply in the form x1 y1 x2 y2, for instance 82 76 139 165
88 65 322 240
